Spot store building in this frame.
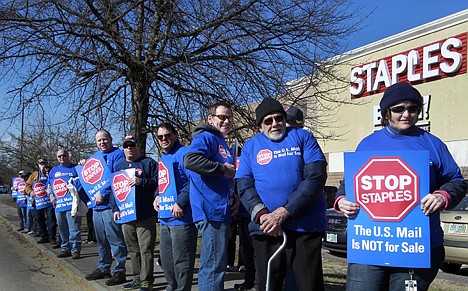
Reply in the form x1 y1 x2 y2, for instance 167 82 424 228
310 9 468 187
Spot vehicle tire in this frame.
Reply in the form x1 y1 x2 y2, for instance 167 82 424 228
440 262 462 273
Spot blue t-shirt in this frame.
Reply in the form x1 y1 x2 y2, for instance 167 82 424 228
159 143 193 226
187 131 234 223
357 127 464 247
236 127 327 232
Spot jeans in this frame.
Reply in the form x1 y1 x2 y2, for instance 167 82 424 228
195 220 229 291
160 223 198 291
122 216 157 283
346 246 445 291
19 206 27 229
56 210 82 253
93 208 127 274
26 207 38 232
37 206 57 240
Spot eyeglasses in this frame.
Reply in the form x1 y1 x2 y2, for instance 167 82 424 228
263 114 285 125
157 133 173 140
211 114 233 121
389 105 420 114
123 143 137 149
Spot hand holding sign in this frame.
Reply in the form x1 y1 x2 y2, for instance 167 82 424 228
421 193 446 215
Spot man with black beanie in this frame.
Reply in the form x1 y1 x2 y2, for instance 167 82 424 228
236 97 328 291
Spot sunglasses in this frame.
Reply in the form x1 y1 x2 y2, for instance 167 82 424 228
123 143 137 149
263 114 285 125
389 105 420 114
211 114 233 121
157 133 173 141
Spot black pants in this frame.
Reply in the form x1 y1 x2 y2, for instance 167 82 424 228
238 216 256 287
253 230 324 291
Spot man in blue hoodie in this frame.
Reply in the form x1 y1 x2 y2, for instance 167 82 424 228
84 130 128 287
235 98 328 291
155 123 197 291
184 101 238 291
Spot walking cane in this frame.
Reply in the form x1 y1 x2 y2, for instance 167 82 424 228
266 231 287 291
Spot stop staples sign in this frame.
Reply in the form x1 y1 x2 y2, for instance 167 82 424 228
53 178 68 198
354 156 419 222
82 158 105 185
113 173 131 202
158 161 170 194
33 182 47 198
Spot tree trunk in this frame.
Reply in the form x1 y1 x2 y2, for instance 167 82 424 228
128 77 151 155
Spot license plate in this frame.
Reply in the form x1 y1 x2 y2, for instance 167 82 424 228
448 223 467 235
326 233 337 243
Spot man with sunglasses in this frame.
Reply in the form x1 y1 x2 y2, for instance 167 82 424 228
111 135 158 291
184 101 238 291
48 149 82 258
235 97 328 291
334 82 466 291
154 123 197 291
83 130 128 287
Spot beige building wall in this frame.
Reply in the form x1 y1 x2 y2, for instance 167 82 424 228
309 10 468 187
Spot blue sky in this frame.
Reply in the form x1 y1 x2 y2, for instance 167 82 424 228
1 1 467 140
346 0 467 50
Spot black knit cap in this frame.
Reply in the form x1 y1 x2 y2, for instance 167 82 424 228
380 82 423 117
255 98 286 126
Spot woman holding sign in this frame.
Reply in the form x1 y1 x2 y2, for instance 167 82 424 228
334 82 467 291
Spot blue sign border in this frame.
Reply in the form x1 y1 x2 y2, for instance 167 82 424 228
345 150 430 268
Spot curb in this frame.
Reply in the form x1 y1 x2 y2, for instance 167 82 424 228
0 214 107 291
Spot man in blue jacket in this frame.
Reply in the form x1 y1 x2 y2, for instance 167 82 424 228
184 101 238 291
155 123 197 291
84 130 128 286
235 98 328 291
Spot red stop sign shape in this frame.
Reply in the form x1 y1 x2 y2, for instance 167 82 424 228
53 178 68 198
354 157 419 222
158 161 170 194
33 182 47 198
113 173 131 203
18 182 26 194
257 149 272 165
82 158 105 185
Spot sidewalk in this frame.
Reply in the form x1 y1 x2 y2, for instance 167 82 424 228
0 197 245 290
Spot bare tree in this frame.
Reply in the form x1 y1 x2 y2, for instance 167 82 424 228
0 0 363 151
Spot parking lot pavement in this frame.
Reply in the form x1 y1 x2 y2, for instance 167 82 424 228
0 197 244 290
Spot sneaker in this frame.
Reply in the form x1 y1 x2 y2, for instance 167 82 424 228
21 229 29 233
57 251 71 258
37 237 50 244
105 272 126 286
17 227 24 232
85 269 111 281
71 252 81 260
139 281 152 291
52 242 61 249
27 231 35 235
122 278 141 290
